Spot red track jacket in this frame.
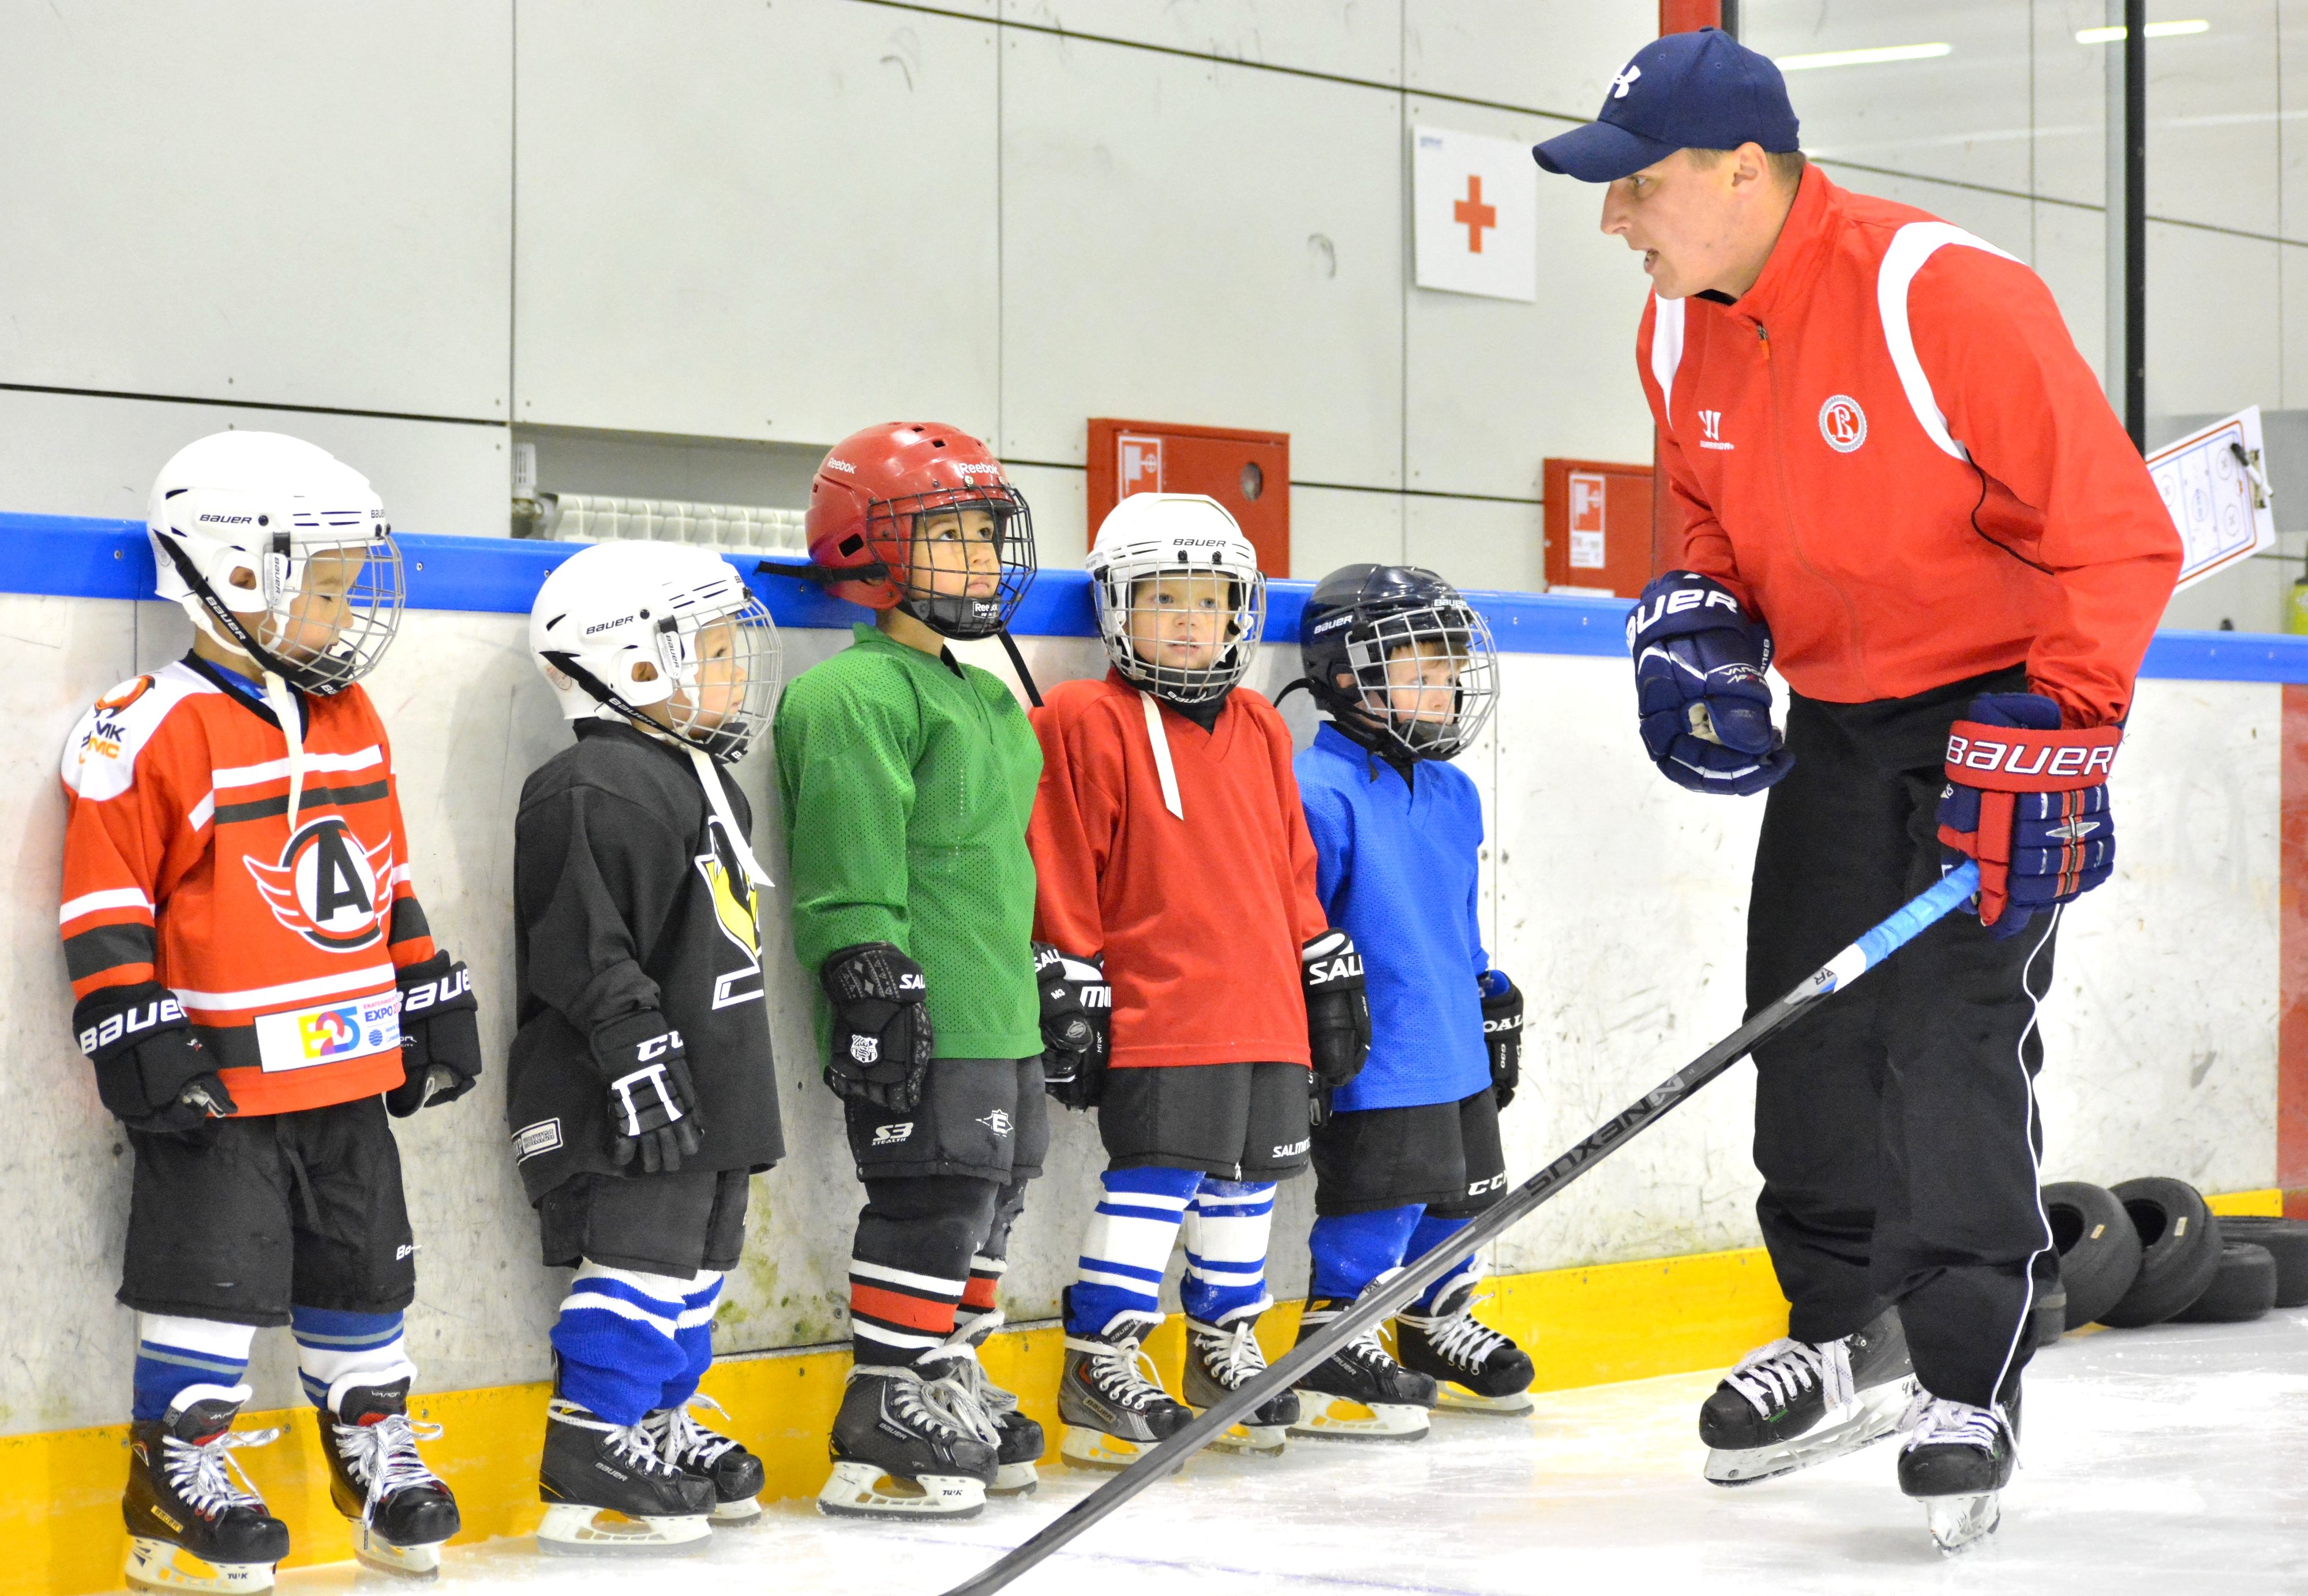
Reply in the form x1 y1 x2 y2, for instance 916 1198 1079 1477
1636 167 2180 729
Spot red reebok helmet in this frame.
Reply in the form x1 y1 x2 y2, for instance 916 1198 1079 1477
805 422 1036 639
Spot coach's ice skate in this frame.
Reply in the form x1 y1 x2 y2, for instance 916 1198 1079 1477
1899 1392 2017 1554
643 1393 764 1523
1396 1283 1535 1415
320 1378 460 1576
819 1364 998 1519
1289 1295 1439 1441
537 1398 714 1550
1183 1313 1298 1456
123 1391 289 1595
1699 1306 1915 1485
1057 1304 1193 1469
945 1313 1044 1496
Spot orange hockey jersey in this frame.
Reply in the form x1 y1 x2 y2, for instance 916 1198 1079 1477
1028 670 1328 1070
60 658 436 1116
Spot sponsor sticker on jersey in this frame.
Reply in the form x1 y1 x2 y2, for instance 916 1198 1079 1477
512 1119 564 1160
253 993 400 1073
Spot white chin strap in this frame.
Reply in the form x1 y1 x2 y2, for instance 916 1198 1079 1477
687 746 770 888
189 605 308 830
1138 691 1186 821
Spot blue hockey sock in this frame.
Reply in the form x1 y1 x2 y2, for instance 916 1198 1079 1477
1181 1179 1277 1325
1307 1205 1422 1301
551 1262 693 1426
293 1306 417 1410
657 1271 724 1413
1405 1213 1480 1313
133 1314 255 1422
1069 1165 1202 1335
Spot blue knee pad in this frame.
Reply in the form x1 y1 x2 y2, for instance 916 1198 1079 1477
1308 1205 1422 1301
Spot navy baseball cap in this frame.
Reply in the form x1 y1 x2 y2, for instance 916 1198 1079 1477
1534 29 1800 182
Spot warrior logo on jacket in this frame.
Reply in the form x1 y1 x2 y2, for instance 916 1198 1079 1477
695 816 765 1010
245 815 394 952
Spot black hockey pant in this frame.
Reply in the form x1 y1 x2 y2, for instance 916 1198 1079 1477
1748 669 2054 1410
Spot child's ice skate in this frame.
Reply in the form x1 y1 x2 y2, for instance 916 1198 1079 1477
319 1378 460 1577
1056 1302 1193 1470
643 1393 765 1524
945 1313 1044 1496
1288 1295 1438 1441
1182 1313 1297 1456
1395 1282 1535 1415
819 1363 999 1519
537 1398 714 1551
123 1389 289 1595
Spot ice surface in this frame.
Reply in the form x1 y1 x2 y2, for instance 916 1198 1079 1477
281 1309 2308 1596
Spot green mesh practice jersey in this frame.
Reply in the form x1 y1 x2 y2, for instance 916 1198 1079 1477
774 624 1043 1061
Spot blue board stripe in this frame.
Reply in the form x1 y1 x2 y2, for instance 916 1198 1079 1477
0 514 2297 682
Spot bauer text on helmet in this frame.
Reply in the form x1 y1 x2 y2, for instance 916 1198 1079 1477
1086 493 1267 705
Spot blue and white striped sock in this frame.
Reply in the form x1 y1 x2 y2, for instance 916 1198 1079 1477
550 1262 691 1426
657 1271 723 1413
1181 1179 1277 1325
1067 1165 1202 1335
292 1306 417 1412
133 1314 255 1422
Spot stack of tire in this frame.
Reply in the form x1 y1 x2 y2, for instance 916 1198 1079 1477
2034 1178 2308 1344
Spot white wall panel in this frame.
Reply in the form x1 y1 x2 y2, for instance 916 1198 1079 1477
1291 485 1404 573
1816 166 2035 267
0 391 509 540
2033 199 2110 388
1004 463 1091 571
1002 0 1403 84
0 2 510 419
1404 493 1542 595
2145 224 2283 418
1404 3 1654 122
514 0 1001 446
999 31 1404 487
2140 1 2280 238
2031 0 2111 209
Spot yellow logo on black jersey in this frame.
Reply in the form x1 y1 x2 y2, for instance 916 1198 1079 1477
695 816 765 1009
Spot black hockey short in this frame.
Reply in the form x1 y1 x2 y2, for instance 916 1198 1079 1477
119 1097 415 1327
1312 1087 1505 1216
537 1167 752 1276
846 1057 1049 1183
1099 1060 1313 1181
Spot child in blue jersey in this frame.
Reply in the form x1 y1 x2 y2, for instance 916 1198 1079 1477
1286 564 1534 1434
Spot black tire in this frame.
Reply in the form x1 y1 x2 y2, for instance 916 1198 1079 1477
2042 1180 2142 1329
2101 1178 2223 1328
2171 1242 2278 1324
2210 1216 2308 1308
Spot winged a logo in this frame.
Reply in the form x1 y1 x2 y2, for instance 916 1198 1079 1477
244 815 394 952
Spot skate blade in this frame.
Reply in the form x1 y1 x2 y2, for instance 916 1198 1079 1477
1060 1425 1156 1471
1199 1416 1291 1458
1434 1385 1535 1417
126 1539 275 1595
1703 1381 1914 1487
349 1524 444 1579
988 1462 1040 1497
709 1496 763 1524
1924 1492 2002 1554
535 1502 713 1553
1286 1391 1430 1442
816 1461 987 1519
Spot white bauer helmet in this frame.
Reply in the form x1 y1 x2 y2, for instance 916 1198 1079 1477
148 430 402 695
1085 493 1266 703
529 540 782 763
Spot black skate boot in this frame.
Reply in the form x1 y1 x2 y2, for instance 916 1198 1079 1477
818 1363 1000 1519
946 1312 1044 1496
1899 1390 2019 1554
1698 1305 1916 1486
537 1397 714 1552
643 1394 765 1524
1056 1294 1194 1470
1396 1280 1537 1415
1182 1313 1298 1456
320 1378 461 1578
1288 1294 1439 1442
123 1391 290 1595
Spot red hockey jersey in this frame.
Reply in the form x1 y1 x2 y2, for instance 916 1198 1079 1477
1028 670 1328 1070
59 659 436 1116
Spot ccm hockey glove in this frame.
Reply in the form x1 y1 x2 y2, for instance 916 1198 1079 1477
1033 943 1111 1110
387 952 482 1118
1479 969 1524 1110
594 1010 702 1173
1936 692 2118 938
819 942 934 1112
74 983 236 1136
1627 571 1793 796
1302 930 1372 1096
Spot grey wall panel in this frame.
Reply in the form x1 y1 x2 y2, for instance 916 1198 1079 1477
999 30 1404 488
2030 0 2111 209
1403 493 1541 595
1291 485 1404 574
1404 2 1654 122
1817 167 2035 265
2140 1 2279 238
514 0 1001 447
2146 225 2282 417
2032 200 2110 386
1002 0 1403 83
1003 463 1092 571
0 2 511 419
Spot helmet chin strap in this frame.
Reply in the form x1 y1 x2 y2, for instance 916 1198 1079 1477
184 602 308 830
685 745 770 889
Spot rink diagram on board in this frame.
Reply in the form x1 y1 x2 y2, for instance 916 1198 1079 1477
279 1309 2308 1596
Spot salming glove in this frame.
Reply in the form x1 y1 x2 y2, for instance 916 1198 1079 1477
1034 943 1111 1110
593 1010 702 1173
1302 929 1372 1095
1627 571 1793 796
387 951 482 1118
820 942 934 1112
1936 692 2118 938
75 983 235 1136
1479 969 1523 1109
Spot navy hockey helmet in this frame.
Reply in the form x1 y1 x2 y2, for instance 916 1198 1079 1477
1298 564 1498 761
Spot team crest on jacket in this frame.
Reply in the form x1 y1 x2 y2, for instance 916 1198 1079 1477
695 816 765 1009
1819 395 1867 452
243 815 394 952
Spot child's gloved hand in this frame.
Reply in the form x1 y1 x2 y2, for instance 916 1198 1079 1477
1479 969 1523 1109
1034 943 1110 1109
593 1011 703 1173
1301 930 1371 1094
819 942 934 1111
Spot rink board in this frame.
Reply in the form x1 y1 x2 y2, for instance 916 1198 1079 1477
0 518 2300 1591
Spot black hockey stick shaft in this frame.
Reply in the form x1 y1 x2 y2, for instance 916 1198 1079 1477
937 863 1982 1596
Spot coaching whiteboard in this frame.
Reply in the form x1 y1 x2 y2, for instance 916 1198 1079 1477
2150 406 2274 591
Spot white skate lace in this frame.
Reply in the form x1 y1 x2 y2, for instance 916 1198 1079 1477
1189 1318 1270 1389
1065 1327 1174 1414
1726 1336 1855 1417
915 1343 1003 1446
1407 1293 1513 1373
930 1320 1021 1425
162 1424 282 1521
1899 1393 2007 1452
553 1399 686 1479
331 1411 445 1527
649 1393 741 1470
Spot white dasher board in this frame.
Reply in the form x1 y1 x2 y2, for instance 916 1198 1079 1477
2149 406 2274 591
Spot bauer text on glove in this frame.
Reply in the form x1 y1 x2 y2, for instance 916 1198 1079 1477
1479 969 1523 1110
1626 571 1793 797
75 982 237 1134
388 951 482 1118
1034 942 1110 1109
1302 929 1372 1092
819 942 934 1112
594 1010 703 1172
1936 691 2117 938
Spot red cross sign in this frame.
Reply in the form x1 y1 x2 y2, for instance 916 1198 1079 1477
1453 175 1497 254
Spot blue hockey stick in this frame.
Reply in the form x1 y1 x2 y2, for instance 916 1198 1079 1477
939 861 1983 1596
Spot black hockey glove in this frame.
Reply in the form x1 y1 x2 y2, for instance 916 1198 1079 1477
74 983 237 1136
1034 943 1111 1110
1302 929 1370 1095
387 953 482 1118
820 942 934 1112
1479 969 1524 1110
593 1010 703 1174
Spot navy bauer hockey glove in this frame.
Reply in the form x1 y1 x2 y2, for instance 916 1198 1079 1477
1302 930 1372 1097
1034 943 1111 1110
1627 571 1792 796
1936 692 2119 938
1478 969 1523 1110
387 952 482 1118
820 942 934 1112
594 1010 702 1173
74 981 237 1135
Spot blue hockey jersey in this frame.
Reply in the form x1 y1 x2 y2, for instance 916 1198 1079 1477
1294 722 1491 1112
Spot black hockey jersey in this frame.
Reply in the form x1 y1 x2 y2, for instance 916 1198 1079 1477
507 721 784 1201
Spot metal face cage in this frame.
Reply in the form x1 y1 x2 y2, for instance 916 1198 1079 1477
870 485 1037 639
650 588 783 762
1341 597 1500 760
253 522 404 695
1096 560 1267 704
